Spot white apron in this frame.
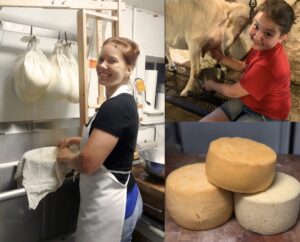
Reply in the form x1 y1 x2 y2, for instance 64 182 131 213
76 85 132 242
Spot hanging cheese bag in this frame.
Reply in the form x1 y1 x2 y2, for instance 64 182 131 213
14 80 44 103
46 41 71 100
63 43 79 103
14 36 50 102
23 37 52 91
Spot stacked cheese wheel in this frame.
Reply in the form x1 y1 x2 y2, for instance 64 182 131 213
235 172 300 235
166 163 233 230
206 137 300 235
206 137 277 193
166 137 300 235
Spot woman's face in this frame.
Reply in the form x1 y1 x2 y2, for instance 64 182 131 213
248 11 287 51
96 43 132 87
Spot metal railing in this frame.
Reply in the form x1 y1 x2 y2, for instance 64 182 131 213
0 161 26 203
0 187 26 203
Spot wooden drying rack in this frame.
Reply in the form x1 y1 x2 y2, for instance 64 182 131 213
0 0 125 127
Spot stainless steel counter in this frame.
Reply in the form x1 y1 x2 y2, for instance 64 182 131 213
0 119 81 242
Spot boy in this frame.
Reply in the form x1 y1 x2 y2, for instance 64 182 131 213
200 0 295 121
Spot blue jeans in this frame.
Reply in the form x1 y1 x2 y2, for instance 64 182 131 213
220 99 276 121
121 190 143 242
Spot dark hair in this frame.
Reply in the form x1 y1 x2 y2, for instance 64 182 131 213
256 0 296 35
102 37 140 66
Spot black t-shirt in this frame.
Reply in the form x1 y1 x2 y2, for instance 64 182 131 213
89 93 138 191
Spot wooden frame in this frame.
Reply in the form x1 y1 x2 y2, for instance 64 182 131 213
77 1 122 126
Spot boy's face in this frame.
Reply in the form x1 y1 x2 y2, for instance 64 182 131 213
248 11 287 51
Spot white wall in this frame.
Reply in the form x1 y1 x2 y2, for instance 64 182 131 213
137 123 165 148
0 5 164 122
120 6 164 82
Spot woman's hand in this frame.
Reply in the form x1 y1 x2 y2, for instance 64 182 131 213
57 136 81 148
57 138 69 149
57 147 74 164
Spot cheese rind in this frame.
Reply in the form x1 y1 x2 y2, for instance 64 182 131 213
166 163 233 230
206 137 277 193
235 172 300 235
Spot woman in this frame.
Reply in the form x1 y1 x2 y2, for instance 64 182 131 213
57 37 143 242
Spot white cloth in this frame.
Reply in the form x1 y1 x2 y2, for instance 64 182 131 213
76 84 131 242
14 146 71 210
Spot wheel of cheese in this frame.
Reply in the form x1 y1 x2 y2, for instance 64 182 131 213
235 172 300 235
206 137 277 193
166 163 233 230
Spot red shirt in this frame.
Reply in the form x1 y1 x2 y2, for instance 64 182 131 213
239 43 291 120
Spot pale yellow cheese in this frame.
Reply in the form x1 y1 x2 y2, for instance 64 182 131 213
166 163 233 230
206 137 277 193
235 172 300 235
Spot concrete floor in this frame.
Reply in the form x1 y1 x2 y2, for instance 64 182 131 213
165 102 202 122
